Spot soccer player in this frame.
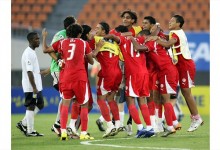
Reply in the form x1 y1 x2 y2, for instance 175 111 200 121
42 24 94 140
131 29 181 137
120 9 142 37
120 9 142 134
92 22 123 138
104 27 155 138
149 15 204 132
41 16 76 136
68 24 95 135
16 32 44 137
96 10 141 134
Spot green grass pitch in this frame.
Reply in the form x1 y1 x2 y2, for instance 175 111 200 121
12 113 209 150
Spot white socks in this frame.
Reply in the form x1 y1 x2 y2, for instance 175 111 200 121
22 106 39 126
150 115 156 129
119 111 124 126
26 110 34 133
55 99 62 123
137 124 144 130
99 115 105 122
69 119 77 129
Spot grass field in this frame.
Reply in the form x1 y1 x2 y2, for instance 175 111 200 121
12 113 209 150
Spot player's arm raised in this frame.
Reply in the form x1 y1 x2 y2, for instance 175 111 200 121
42 28 55 53
92 40 104 58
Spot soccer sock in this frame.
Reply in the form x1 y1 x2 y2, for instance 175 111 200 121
22 117 27 126
128 104 141 125
55 99 62 123
150 115 156 129
108 100 120 121
163 103 173 126
99 115 105 122
60 105 68 129
26 110 34 133
139 104 151 126
69 119 77 129
173 120 179 127
137 124 144 131
119 111 125 126
80 107 88 132
22 106 40 126
171 104 177 121
147 101 155 116
71 102 80 119
97 99 111 122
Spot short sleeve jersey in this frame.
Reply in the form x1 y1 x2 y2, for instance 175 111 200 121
119 36 148 77
171 33 186 63
52 38 92 83
21 47 43 92
143 40 173 70
95 37 120 78
50 30 67 73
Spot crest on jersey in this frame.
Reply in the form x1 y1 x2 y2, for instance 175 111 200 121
27 61 31 65
182 78 186 82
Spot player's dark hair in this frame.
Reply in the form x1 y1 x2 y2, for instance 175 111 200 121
120 10 138 24
173 15 184 28
81 24 91 41
144 16 156 25
66 24 83 38
99 22 110 34
63 16 76 29
27 32 38 42
138 29 151 36
115 25 129 33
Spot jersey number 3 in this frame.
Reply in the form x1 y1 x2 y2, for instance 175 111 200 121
67 43 76 60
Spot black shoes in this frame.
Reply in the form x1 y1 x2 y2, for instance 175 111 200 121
26 131 44 137
96 119 105 132
16 121 27 135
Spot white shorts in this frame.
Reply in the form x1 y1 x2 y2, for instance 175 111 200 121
51 72 60 86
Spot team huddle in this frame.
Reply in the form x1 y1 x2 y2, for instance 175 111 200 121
16 9 204 141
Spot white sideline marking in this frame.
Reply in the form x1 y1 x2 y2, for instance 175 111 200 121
80 138 190 150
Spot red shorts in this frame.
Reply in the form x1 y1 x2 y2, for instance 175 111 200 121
176 59 196 88
60 80 89 105
149 70 159 91
158 66 178 94
125 73 150 97
97 71 122 95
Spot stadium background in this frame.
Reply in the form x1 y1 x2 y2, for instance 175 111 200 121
11 0 210 115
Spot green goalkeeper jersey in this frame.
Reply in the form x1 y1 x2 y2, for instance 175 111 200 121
50 30 66 73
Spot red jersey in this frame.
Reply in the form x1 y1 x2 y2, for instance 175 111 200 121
171 33 192 64
158 30 167 40
144 41 173 71
109 29 121 36
119 36 148 77
88 39 95 50
96 51 120 77
52 38 92 83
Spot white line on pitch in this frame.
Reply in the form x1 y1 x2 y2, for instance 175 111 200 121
80 138 190 150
